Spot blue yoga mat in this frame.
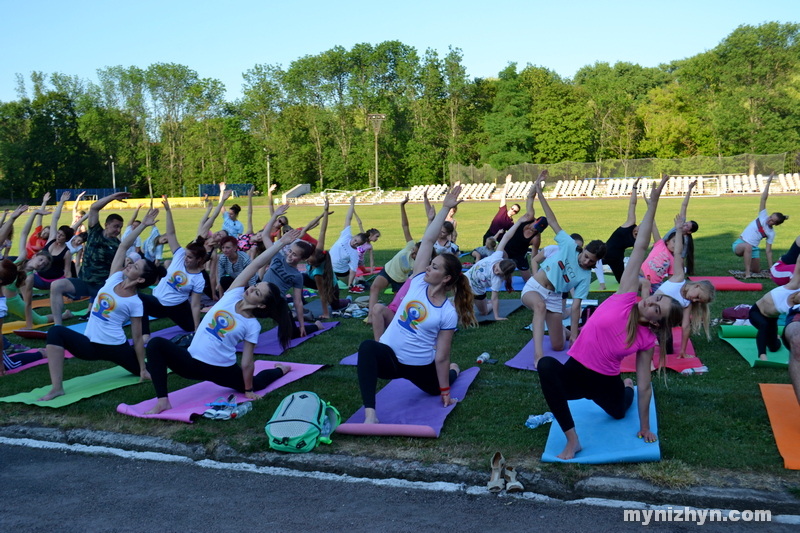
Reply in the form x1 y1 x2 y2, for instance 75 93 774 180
542 386 660 464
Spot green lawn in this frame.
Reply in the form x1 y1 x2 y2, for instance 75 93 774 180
1 193 799 488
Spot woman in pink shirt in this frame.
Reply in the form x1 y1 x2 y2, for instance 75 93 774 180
538 175 683 460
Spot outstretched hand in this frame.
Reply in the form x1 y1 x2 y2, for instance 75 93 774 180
674 213 685 230
221 189 233 202
400 193 409 205
11 205 29 219
111 192 132 202
442 185 463 209
274 203 290 218
161 195 171 211
279 228 302 244
59 191 71 203
248 185 255 197
638 429 658 443
687 179 697 192
142 208 159 227
349 196 356 206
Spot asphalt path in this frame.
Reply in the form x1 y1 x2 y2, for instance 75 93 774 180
0 445 793 532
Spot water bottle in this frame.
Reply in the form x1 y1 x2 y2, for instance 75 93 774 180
681 366 708 376
477 352 490 364
525 412 554 429
230 401 253 419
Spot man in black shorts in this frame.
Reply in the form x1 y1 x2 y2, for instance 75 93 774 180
50 192 129 324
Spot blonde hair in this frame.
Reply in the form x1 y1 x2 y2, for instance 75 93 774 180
686 280 715 340
625 295 684 374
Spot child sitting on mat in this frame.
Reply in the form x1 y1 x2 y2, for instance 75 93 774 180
464 217 520 320
750 258 800 361
538 174 683 460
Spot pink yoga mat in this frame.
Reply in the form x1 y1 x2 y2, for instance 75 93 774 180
4 350 74 375
505 337 570 371
336 367 480 438
619 327 699 373
116 360 324 423
235 321 339 355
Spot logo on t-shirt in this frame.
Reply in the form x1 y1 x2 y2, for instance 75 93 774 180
166 270 189 291
91 293 115 321
397 300 427 333
205 310 236 341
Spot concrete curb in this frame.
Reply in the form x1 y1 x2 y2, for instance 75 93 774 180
2 424 798 514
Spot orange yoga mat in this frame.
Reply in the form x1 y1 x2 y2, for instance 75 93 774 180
760 383 800 470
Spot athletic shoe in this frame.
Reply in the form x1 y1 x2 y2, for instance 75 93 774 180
7 343 30 354
349 286 365 294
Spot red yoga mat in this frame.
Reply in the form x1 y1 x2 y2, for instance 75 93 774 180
691 276 762 291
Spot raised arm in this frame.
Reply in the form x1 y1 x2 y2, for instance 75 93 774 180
246 186 255 235
497 216 526 254
353 210 365 235
759 172 775 212
48 192 71 244
343 196 356 229
89 192 131 228
423 187 434 222
0 205 28 248
161 197 181 252
413 186 463 277
670 214 686 284
399 194 413 242
263 204 290 245
126 203 144 230
499 174 511 208
535 174 563 235
619 175 669 293
197 189 232 237
623 177 641 227
19 208 50 258
316 197 330 250
72 190 86 221
267 183 277 215
232 228 302 291
110 209 158 275
680 180 696 220
71 213 88 232
640 190 661 242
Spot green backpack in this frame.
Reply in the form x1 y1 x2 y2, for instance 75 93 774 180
265 391 341 453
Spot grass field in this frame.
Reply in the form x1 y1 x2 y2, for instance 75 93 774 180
1 193 799 489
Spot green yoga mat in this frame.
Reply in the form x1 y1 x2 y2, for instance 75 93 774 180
719 324 784 338
590 278 619 292
0 366 143 408
718 328 789 368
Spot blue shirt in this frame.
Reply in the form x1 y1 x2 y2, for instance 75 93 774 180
222 212 244 239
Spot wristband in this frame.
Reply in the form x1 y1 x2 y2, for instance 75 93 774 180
439 386 450 392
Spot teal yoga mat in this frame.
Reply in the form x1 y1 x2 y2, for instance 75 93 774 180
542 386 660 464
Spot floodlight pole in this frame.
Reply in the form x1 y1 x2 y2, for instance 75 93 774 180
367 114 386 190
109 155 116 190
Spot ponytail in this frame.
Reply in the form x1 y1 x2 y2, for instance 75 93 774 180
311 249 336 306
452 273 478 328
252 282 293 350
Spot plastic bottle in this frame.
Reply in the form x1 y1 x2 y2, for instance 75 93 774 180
477 352 490 364
525 412 554 429
680 366 709 376
230 401 253 419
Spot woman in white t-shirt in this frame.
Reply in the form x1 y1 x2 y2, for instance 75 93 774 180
38 209 163 402
733 173 788 278
357 185 477 425
465 217 521 320
140 198 208 344
143 229 302 415
329 196 367 290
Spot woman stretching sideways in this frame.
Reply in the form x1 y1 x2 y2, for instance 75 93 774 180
538 175 683 460
733 173 788 278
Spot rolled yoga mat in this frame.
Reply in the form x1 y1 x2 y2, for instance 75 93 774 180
335 366 480 438
760 383 800 470
718 328 789 368
116 360 325 423
542 386 660 464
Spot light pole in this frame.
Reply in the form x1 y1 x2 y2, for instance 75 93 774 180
109 155 116 190
367 114 386 190
263 148 271 191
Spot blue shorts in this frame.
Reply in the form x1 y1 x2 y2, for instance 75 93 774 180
732 238 760 259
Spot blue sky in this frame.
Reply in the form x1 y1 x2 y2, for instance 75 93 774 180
1 0 795 103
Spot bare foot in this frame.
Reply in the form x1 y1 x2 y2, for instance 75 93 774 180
315 320 323 329
759 354 768 361
557 437 582 460
275 363 292 375
38 388 65 402
624 378 634 388
450 363 460 378
144 398 172 415
364 407 379 424
62 309 74 320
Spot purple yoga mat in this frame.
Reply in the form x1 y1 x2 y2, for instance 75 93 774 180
3 350 74 375
340 352 358 365
505 337 570 371
235 321 339 355
335 366 480 438
116 360 324 423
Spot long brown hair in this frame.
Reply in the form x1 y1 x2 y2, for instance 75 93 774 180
625 295 683 372
441 253 477 328
309 249 335 305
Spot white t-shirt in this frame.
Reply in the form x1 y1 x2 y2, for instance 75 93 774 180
433 240 459 256
770 285 800 315
153 248 205 306
330 227 359 274
121 226 143 257
67 240 83 254
466 251 505 295
189 287 261 367
657 279 690 309
741 209 775 247
379 273 458 366
85 271 144 345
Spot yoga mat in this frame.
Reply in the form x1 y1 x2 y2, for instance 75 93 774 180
3 350 75 375
2 321 52 335
304 298 353 318
717 330 789 368
356 266 382 277
505 337 570 371
12 329 47 340
486 276 526 292
0 366 143 408
760 383 800 470
719 324 784 338
619 327 698 373
116 360 325 423
235 321 339 356
475 298 524 323
692 276 762 292
589 278 619 293
542 386 660 464
340 352 358 365
335 366 479 438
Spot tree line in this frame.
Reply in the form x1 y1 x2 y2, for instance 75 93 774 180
0 21 798 200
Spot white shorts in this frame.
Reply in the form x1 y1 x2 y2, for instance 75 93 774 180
521 277 563 313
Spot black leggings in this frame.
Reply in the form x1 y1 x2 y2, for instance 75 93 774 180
46 325 140 376
145 337 283 398
749 305 781 356
357 339 457 409
139 294 196 335
538 356 633 433
3 350 45 371
605 256 626 283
